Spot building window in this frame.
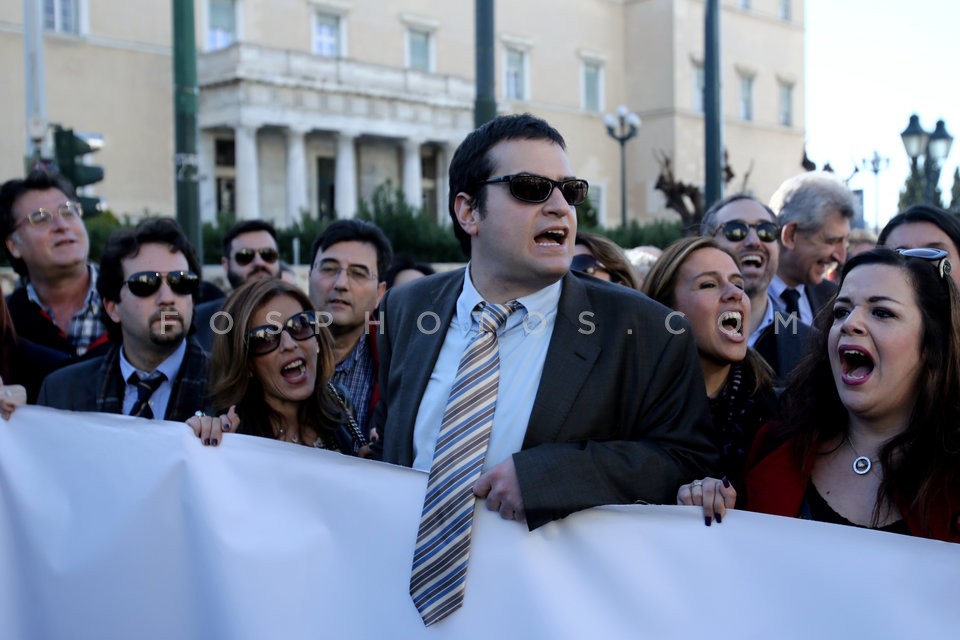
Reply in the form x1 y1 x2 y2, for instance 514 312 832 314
407 29 432 72
208 0 236 50
505 47 527 101
313 12 341 57
780 0 791 21
582 61 603 112
739 73 754 122
43 0 79 34
693 62 705 114
779 81 794 127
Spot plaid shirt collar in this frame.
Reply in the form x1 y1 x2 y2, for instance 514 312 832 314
26 264 105 355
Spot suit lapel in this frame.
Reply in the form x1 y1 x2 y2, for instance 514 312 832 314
397 270 463 432
524 273 601 446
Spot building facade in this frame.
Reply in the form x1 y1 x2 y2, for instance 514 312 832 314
0 0 805 230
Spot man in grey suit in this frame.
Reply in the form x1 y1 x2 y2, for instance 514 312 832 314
768 171 856 325
372 114 717 532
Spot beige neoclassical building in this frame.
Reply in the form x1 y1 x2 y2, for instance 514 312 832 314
0 0 805 229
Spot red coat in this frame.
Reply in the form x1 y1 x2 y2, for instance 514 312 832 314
744 422 960 544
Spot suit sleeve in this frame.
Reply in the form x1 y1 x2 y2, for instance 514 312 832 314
513 316 719 530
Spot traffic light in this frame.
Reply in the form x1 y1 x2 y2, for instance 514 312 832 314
53 125 104 216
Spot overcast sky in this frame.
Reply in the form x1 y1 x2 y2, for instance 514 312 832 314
804 0 960 230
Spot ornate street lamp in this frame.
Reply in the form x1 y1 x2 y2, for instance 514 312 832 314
901 114 954 204
604 105 641 227
859 151 889 233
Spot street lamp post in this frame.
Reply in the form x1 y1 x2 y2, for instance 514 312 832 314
860 151 889 233
604 106 641 228
900 114 954 205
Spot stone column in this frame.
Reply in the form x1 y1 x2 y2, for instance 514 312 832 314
334 131 358 219
235 125 260 220
198 130 217 224
402 138 423 210
435 142 451 225
286 126 308 225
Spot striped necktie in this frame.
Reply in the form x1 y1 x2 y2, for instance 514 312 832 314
410 300 520 626
128 371 167 419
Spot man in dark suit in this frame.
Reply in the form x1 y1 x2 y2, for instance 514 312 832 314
373 115 717 529
193 220 280 350
768 171 856 325
38 218 208 423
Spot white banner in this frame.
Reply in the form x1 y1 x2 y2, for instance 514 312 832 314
0 406 957 640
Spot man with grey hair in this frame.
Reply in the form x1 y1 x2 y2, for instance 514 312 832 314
768 171 855 325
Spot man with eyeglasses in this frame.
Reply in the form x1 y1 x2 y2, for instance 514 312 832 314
37 218 209 422
371 114 716 626
0 170 109 361
701 193 811 387
194 220 281 350
768 171 856 326
308 219 393 441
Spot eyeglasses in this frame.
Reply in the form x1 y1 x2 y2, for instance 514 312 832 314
14 200 83 229
897 247 952 279
479 174 589 206
570 253 607 276
233 247 279 266
246 311 319 356
123 271 200 297
712 220 779 243
313 261 377 283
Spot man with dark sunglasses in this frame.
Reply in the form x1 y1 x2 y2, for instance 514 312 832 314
194 220 281 350
37 218 208 422
221 220 281 289
372 114 716 625
701 193 811 387
0 170 110 364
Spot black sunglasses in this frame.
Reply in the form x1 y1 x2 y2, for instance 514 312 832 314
234 247 280 266
479 174 589 206
897 247 952 279
123 271 199 297
713 220 779 243
246 311 319 356
570 253 607 276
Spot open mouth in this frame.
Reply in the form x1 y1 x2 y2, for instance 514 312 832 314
839 347 875 384
281 358 307 380
534 228 567 247
740 254 764 269
717 311 743 338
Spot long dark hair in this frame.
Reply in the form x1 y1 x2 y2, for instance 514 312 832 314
207 279 346 448
779 248 960 529
643 236 772 393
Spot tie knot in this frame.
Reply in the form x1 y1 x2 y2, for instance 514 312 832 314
129 371 166 395
476 301 521 334
780 288 801 315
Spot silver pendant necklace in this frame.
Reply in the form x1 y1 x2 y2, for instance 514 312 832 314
846 438 875 475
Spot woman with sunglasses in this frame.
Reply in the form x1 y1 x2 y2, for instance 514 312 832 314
572 232 641 289
878 204 960 287
707 248 960 541
643 237 777 510
188 278 368 456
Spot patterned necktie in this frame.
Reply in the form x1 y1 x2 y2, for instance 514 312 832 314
781 288 801 317
410 300 520 626
128 371 167 419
